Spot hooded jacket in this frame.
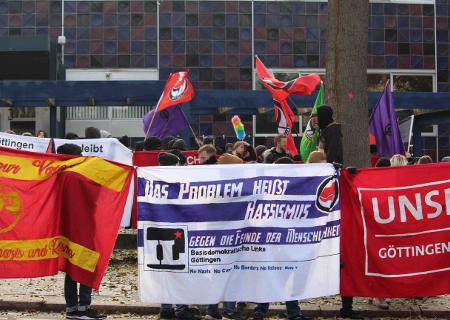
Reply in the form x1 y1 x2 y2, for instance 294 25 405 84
317 105 343 164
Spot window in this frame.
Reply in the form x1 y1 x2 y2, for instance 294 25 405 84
367 74 390 92
10 107 35 119
393 75 433 92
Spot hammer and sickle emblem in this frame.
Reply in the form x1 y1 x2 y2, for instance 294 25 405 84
0 184 22 234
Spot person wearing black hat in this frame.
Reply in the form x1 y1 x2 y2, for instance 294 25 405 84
317 105 343 164
172 138 187 151
158 152 180 166
144 136 162 151
85 127 101 139
161 136 175 150
203 135 215 146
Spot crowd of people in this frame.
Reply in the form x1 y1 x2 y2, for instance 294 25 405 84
2 105 449 320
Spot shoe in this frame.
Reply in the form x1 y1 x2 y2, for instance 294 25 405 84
223 313 242 320
66 311 79 319
236 303 247 312
373 298 389 310
74 308 106 319
290 315 312 320
176 309 202 320
204 314 222 320
340 309 363 319
160 309 176 320
252 314 264 320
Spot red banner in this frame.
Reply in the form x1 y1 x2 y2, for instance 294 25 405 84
340 163 450 297
0 147 133 289
133 150 201 167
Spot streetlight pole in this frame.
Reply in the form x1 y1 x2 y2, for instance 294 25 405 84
58 0 66 65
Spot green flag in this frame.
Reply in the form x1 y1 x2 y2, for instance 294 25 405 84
300 82 325 162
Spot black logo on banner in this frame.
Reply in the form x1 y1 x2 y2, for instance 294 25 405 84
315 177 339 213
146 227 186 270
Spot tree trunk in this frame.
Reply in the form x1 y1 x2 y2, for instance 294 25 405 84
326 0 370 168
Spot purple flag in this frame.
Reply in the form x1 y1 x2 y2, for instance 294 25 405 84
143 105 189 139
369 83 405 158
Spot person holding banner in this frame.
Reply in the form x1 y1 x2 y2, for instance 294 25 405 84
205 153 243 320
252 155 311 320
157 153 200 320
316 106 362 319
57 143 106 320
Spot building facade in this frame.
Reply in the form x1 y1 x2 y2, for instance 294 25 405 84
0 0 448 158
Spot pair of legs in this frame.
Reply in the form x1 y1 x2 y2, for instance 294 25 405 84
64 274 92 312
160 304 201 320
254 301 310 320
207 302 238 318
64 274 105 319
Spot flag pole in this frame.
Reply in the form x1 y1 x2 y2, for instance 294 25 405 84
143 107 158 142
179 108 201 148
285 97 302 140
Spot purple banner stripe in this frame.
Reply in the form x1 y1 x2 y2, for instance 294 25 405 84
137 175 335 198
138 199 331 223
137 220 340 248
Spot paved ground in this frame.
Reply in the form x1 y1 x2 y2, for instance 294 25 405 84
0 250 449 319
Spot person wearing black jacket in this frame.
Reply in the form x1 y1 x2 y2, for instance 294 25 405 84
317 105 343 164
317 105 361 319
264 134 291 164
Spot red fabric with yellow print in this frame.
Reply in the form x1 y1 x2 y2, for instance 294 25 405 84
0 147 133 289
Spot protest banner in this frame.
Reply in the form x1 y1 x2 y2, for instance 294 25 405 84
53 138 133 165
340 163 450 297
0 147 133 289
0 132 51 153
131 150 201 228
54 138 134 227
137 163 340 304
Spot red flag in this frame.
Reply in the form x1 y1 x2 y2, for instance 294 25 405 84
256 57 320 97
340 164 450 297
284 74 322 96
256 57 320 156
157 71 195 112
274 101 297 157
0 147 133 289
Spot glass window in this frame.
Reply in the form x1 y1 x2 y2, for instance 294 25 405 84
393 75 433 92
367 74 390 92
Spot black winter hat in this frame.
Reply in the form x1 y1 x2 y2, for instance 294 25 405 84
317 105 334 130
158 152 180 166
172 139 187 151
64 132 79 140
144 136 162 151
161 136 175 150
85 126 101 139
57 143 82 156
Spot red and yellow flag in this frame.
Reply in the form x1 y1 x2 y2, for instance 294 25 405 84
0 147 133 289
